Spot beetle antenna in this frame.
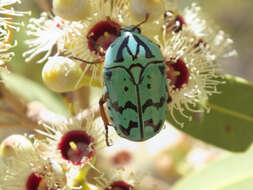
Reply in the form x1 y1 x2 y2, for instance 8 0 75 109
135 13 150 28
70 56 104 65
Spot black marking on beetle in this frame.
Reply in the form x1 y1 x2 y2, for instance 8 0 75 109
105 61 167 140
114 33 157 63
114 36 132 62
135 84 144 139
133 35 155 59
144 119 163 132
147 75 151 79
119 121 138 136
129 63 144 70
147 84 151 89
106 60 164 85
142 96 166 113
124 86 129 92
139 61 165 84
159 65 165 75
134 39 140 60
111 101 137 114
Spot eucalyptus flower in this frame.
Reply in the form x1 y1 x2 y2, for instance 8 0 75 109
63 0 131 87
24 0 236 127
0 0 30 67
23 12 83 64
0 135 66 190
96 168 149 190
0 0 30 31
0 31 16 66
163 3 237 61
158 29 222 126
35 116 105 172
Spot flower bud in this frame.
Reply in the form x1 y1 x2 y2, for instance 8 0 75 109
42 56 83 92
130 0 165 21
53 0 90 21
0 135 34 163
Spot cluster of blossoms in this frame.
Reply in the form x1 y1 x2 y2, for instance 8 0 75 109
0 115 147 190
0 0 30 67
22 0 236 125
0 0 237 189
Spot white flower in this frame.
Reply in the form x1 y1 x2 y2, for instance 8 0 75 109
0 31 16 66
23 12 83 64
158 29 223 126
65 0 131 87
0 0 30 31
0 136 66 190
35 116 105 170
0 0 30 67
96 168 148 190
164 3 237 61
24 0 132 88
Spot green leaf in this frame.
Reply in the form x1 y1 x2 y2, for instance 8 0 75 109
1 72 68 115
171 149 253 190
166 75 253 152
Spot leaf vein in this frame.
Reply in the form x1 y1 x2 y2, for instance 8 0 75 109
207 103 253 123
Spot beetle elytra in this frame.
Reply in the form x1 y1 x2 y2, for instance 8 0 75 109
99 24 171 145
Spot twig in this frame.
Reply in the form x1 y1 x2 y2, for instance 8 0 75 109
0 122 20 128
0 83 27 116
73 86 91 112
0 82 100 131
76 104 100 121
0 107 19 120
0 84 43 130
35 0 52 12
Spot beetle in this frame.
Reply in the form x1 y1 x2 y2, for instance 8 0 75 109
99 24 171 145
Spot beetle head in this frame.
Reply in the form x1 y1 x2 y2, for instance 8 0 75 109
120 26 141 34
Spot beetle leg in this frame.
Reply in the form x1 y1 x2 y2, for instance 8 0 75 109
99 92 111 146
166 86 172 104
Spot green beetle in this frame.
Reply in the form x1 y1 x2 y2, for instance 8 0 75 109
99 26 171 145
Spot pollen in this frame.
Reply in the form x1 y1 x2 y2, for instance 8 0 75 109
172 71 180 77
166 59 190 90
104 31 110 41
69 141 78 151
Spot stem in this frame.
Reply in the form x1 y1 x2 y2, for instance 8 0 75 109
0 81 100 131
0 83 27 115
75 104 100 122
0 107 19 119
74 86 91 111
35 0 52 12
0 122 20 128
